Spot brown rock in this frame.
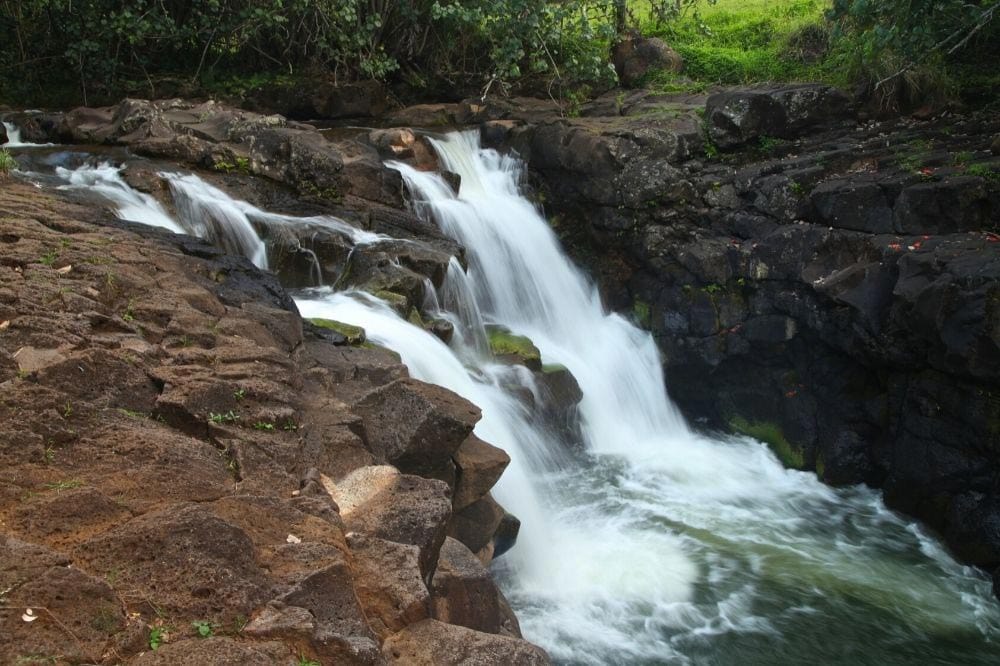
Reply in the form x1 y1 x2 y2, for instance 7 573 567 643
0 565 122 664
348 533 430 637
381 619 550 665
130 637 298 665
448 493 506 556
452 435 510 511
430 537 504 633
612 34 684 87
336 467 452 581
75 503 270 622
353 378 481 473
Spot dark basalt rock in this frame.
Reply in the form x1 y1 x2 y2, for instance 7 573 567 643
492 90 1000 594
706 84 853 149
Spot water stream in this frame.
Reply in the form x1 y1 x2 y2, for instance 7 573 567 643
12 136 1000 664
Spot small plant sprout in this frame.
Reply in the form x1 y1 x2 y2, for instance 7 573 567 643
282 418 299 431
297 657 321 666
233 388 246 401
192 620 214 638
40 249 58 266
208 410 239 424
252 421 275 431
149 626 167 650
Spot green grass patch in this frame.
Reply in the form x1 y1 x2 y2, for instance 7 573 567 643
729 415 805 469
633 0 848 88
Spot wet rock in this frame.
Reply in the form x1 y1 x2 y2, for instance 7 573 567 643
612 34 684 87
486 325 543 370
353 378 481 473
381 619 551 665
452 435 511 511
368 128 438 170
449 493 506 557
431 537 506 633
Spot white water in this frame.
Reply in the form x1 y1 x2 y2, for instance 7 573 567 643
47 162 384 273
26 141 1000 663
3 120 54 147
298 132 1000 664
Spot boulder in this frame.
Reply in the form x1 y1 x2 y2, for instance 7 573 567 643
706 84 852 149
809 178 894 233
352 378 481 473
348 534 430 637
449 493 506 557
612 34 684 87
381 619 550 665
452 435 511 511
431 537 506 633
335 467 453 581
893 177 993 234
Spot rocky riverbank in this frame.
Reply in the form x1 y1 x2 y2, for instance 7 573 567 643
3 79 999 662
0 181 548 664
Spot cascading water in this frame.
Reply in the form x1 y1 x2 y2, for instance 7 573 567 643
299 132 1000 665
23 144 1000 664
43 161 382 273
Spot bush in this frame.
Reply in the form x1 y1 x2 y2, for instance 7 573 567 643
0 149 17 176
0 0 619 105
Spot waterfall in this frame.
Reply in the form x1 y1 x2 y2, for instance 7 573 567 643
23 141 1000 664
300 132 1000 665
3 121 54 147
55 164 185 234
47 162 382 274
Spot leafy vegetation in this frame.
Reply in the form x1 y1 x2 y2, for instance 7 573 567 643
0 149 18 176
1 0 994 108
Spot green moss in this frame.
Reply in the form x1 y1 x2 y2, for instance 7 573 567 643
360 342 402 362
632 300 652 328
815 454 826 480
373 290 409 313
407 307 425 328
486 325 542 369
308 318 366 345
729 415 805 469
542 363 568 374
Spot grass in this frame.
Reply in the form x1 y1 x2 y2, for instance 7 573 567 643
0 148 18 176
632 0 847 89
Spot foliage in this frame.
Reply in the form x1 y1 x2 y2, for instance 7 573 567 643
827 0 1000 108
192 620 214 638
0 0 620 104
0 148 17 175
635 0 837 86
148 626 167 651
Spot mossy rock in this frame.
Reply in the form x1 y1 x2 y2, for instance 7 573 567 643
541 363 568 374
308 318 366 345
373 290 409 315
486 325 542 371
729 415 805 469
